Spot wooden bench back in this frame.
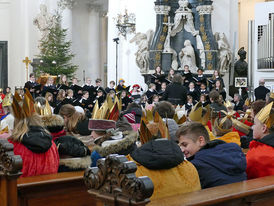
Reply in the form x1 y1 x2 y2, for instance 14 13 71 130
0 140 154 206
149 175 274 206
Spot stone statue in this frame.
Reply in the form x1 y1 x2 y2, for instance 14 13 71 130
130 30 154 73
215 32 232 73
179 40 197 72
170 48 178 70
234 47 248 77
171 0 199 37
33 4 57 41
163 17 174 53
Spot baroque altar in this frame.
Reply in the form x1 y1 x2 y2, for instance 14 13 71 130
131 0 232 75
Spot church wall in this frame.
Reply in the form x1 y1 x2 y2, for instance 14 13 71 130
107 0 156 90
253 1 274 91
238 0 265 53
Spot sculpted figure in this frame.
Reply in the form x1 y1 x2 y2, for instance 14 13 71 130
130 30 154 73
171 0 199 37
234 47 248 77
215 33 232 73
179 40 197 73
33 4 57 41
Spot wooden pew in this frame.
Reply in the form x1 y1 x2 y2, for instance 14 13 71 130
0 140 154 206
17 171 94 206
149 175 274 206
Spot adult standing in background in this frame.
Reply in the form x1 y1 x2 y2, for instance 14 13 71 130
163 74 187 106
254 79 270 101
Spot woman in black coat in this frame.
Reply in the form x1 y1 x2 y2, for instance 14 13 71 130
163 74 187 106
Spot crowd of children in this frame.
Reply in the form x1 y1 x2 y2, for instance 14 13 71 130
0 66 273 200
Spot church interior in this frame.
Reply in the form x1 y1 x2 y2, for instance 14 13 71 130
0 0 274 205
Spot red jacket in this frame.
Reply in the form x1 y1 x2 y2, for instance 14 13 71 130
10 140 59 177
246 133 274 179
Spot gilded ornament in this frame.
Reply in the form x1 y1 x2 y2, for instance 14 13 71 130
207 52 212 60
207 63 213 70
200 15 204 23
205 42 210 50
163 26 168 33
202 34 207 41
160 35 166 42
157 43 163 50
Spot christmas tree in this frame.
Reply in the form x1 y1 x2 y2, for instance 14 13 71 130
36 11 78 78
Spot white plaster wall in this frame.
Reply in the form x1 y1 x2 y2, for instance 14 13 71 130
212 0 239 47
0 0 58 91
253 2 274 91
107 0 155 90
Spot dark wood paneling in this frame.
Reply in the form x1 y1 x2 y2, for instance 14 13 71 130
0 41 8 88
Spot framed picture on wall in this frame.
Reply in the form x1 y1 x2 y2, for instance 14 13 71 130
235 77 248 88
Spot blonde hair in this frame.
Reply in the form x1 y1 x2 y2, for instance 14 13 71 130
10 113 45 142
57 89 66 101
45 92 53 102
59 74 68 85
59 104 86 133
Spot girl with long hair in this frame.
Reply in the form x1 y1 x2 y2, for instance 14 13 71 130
9 108 59 177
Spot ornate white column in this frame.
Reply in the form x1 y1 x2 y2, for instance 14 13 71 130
59 0 75 40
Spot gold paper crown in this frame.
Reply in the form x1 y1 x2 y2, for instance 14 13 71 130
2 93 12 107
34 100 52 116
189 102 211 126
244 98 251 107
189 102 203 122
224 100 232 108
174 105 187 124
12 89 35 119
92 97 121 121
139 110 169 144
215 110 250 135
255 102 274 128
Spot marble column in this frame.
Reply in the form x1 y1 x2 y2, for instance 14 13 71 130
62 7 72 41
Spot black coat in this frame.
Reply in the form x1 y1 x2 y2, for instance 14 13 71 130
163 82 187 105
54 135 91 157
187 89 200 102
233 100 244 111
21 126 52 153
76 118 91 136
131 139 184 170
254 86 270 100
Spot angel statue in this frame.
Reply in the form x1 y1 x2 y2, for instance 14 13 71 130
130 30 154 74
179 40 197 73
215 32 232 73
33 4 57 41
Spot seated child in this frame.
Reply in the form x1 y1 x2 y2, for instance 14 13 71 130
128 114 201 200
9 92 59 177
177 122 247 189
246 102 274 179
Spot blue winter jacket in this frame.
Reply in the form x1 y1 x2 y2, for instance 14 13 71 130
189 140 247 189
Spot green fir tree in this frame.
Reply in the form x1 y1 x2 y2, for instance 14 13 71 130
36 12 78 78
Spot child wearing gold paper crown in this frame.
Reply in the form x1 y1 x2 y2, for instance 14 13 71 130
127 111 201 200
8 90 59 177
246 102 274 179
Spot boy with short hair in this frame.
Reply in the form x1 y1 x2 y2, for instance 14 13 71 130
176 122 247 189
246 102 274 179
